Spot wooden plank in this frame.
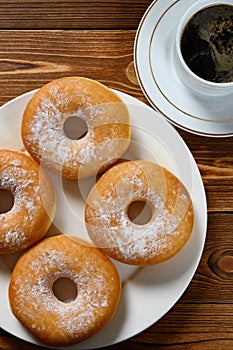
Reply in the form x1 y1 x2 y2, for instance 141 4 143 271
1 305 233 350
179 130 233 212
133 303 233 350
0 30 139 104
0 0 151 29
182 212 233 303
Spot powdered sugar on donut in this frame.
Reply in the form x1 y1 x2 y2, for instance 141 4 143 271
22 77 131 178
0 165 39 250
85 161 194 265
14 248 110 336
0 151 55 253
86 182 175 260
9 237 120 346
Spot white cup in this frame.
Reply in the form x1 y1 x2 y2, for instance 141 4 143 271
174 0 233 97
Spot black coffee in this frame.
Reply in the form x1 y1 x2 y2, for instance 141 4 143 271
181 5 233 83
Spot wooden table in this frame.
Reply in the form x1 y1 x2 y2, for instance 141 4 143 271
0 1 232 349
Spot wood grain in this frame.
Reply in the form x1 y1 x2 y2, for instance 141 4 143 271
0 0 152 29
0 30 139 103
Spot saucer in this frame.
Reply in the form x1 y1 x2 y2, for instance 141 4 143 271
134 0 233 137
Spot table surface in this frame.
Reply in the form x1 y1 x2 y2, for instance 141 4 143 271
0 1 232 349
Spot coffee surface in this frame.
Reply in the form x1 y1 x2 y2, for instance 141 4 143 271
181 5 233 83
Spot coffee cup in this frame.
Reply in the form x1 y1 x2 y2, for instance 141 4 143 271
174 0 233 97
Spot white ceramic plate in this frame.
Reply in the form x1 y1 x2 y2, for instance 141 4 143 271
134 0 233 137
0 89 207 349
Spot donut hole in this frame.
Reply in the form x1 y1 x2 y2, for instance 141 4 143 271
127 200 153 226
63 116 88 140
0 189 14 213
52 277 77 303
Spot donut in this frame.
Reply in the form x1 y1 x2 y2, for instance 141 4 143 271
85 160 194 266
9 235 121 347
0 149 56 254
21 77 131 179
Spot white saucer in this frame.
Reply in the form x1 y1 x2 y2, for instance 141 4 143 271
134 0 233 137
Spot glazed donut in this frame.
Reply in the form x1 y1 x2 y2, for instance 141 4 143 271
9 235 121 347
85 160 194 266
0 149 56 254
21 77 131 179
